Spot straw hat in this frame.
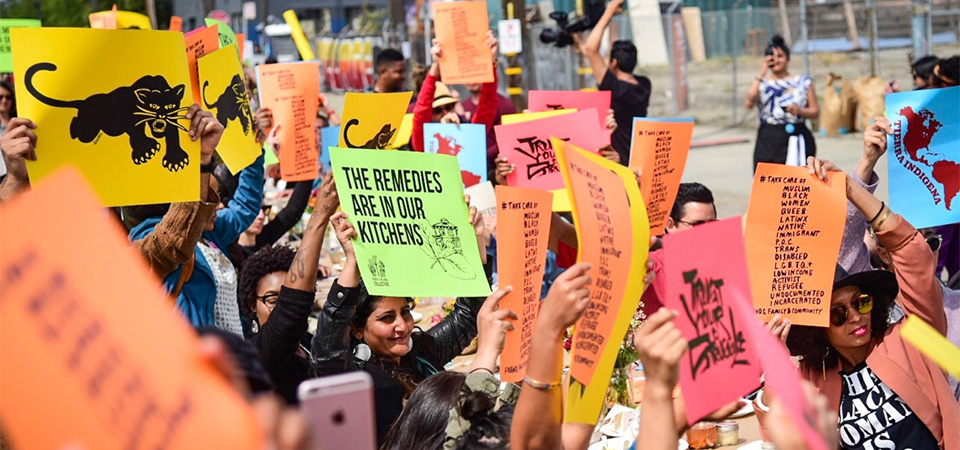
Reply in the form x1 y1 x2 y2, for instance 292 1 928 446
432 81 458 109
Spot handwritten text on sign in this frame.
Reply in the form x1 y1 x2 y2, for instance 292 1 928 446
257 62 319 182
745 164 846 327
663 217 762 424
556 139 650 424
432 1 494 85
496 186 552 382
628 118 694 235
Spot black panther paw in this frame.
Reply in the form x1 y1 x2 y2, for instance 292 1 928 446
162 153 189 172
131 143 161 165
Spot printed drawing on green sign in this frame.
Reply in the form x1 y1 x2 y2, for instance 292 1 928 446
329 147 491 298
0 19 41 73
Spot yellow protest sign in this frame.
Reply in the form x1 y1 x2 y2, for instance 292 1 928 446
12 28 198 206
339 92 412 149
283 10 316 61
500 108 577 125
554 138 650 424
198 44 259 174
388 113 414 149
901 315 960 378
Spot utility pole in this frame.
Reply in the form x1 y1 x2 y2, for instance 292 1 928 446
501 0 527 112
146 0 157 29
388 0 406 48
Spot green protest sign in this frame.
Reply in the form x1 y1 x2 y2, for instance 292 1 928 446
0 19 41 73
330 147 491 297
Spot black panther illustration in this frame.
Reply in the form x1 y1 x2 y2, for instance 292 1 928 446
342 119 396 149
202 75 254 135
24 62 191 172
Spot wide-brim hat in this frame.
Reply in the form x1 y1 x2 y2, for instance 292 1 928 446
432 81 458 109
831 265 899 308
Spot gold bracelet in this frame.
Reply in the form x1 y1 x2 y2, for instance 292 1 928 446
871 207 892 232
523 376 561 390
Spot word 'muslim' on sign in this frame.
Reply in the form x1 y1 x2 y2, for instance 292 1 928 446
496 186 552 382
745 163 846 327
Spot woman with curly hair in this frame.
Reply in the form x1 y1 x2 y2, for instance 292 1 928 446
763 153 960 450
236 173 340 405
311 206 495 444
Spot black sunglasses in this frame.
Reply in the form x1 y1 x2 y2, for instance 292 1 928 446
830 293 874 327
433 103 456 115
926 234 942 253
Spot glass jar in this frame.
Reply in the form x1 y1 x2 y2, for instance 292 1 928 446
716 420 740 445
686 422 717 449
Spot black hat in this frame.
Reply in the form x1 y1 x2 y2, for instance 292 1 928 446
831 265 899 308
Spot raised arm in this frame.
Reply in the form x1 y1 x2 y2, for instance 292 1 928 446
133 105 223 278
580 0 623 84
633 308 687 450
256 174 340 369
470 32 501 134
255 179 316 251
412 40 442 152
511 263 592 450
808 155 945 333
310 211 363 374
837 118 887 274
209 150 266 248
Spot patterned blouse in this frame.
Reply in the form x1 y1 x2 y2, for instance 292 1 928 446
757 74 812 125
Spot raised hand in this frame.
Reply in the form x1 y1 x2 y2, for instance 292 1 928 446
863 116 893 162
633 308 686 388
494 154 514 185
471 287 518 372
186 104 224 164
538 263 593 335
0 118 38 181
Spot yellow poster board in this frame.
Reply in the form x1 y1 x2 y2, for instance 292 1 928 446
388 113 414 149
339 92 412 149
283 10 316 61
555 138 650 424
500 108 577 125
11 28 198 206
198 44 260 174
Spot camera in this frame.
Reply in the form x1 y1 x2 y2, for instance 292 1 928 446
539 0 607 48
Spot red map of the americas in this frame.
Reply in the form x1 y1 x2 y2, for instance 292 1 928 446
900 107 959 210
434 133 482 187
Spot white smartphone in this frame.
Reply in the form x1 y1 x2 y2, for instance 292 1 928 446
298 372 377 450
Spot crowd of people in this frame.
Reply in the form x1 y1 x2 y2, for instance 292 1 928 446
1 4 959 449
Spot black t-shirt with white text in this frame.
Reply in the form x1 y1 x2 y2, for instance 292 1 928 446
599 70 651 165
838 362 939 450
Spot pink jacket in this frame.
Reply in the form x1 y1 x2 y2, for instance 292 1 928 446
800 214 960 450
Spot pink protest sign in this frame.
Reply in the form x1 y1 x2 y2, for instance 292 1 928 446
528 90 611 146
495 109 607 191
662 217 763 424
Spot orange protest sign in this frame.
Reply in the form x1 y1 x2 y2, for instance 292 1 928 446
237 33 245 59
745 163 847 327
185 25 219 105
496 186 553 382
0 168 261 450
432 0 494 85
257 62 320 182
555 139 650 424
170 15 183 32
628 118 695 235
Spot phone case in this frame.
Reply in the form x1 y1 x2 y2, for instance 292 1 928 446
298 372 377 450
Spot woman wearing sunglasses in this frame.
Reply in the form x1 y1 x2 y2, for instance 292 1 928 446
411 33 500 153
773 155 960 450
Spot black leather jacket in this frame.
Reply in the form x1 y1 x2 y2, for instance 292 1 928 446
309 262 492 440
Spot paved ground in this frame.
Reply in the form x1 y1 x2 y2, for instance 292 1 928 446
684 125 888 217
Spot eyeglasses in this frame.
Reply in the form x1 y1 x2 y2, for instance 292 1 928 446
0 94 11 100
433 103 456 115
830 293 874 327
926 234 942 252
257 293 279 309
677 218 717 227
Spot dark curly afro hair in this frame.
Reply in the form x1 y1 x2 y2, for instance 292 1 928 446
237 245 296 332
